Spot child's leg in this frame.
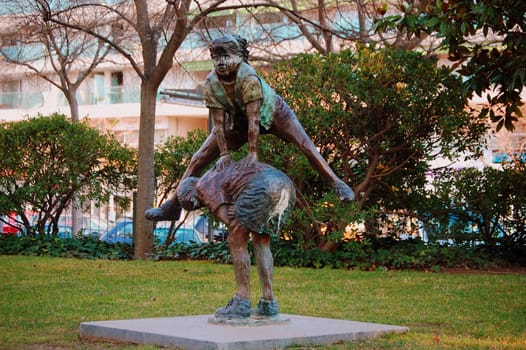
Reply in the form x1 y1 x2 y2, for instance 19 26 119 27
146 134 220 221
252 233 280 316
180 133 220 180
227 221 251 299
213 211 252 318
269 99 355 202
252 233 274 301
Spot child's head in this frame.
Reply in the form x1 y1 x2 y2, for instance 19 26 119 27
208 35 249 62
176 177 202 211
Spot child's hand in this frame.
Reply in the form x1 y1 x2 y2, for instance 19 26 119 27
214 154 232 171
236 153 257 169
227 206 236 220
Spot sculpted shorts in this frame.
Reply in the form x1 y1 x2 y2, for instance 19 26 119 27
235 168 296 236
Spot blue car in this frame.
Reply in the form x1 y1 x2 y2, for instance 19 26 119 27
99 220 202 245
194 215 228 242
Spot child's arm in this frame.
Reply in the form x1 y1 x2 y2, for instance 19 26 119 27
211 108 232 170
237 99 261 168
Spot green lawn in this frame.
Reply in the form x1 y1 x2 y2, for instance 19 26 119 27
0 255 524 349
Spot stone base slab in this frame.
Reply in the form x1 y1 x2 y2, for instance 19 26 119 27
208 314 291 326
80 314 408 350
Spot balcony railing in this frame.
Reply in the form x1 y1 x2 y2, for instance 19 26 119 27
0 91 43 109
0 87 169 110
84 86 141 105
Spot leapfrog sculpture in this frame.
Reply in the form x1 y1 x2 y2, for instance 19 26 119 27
146 35 354 222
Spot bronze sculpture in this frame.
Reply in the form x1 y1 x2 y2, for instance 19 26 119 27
145 35 354 222
177 161 295 319
145 35 356 320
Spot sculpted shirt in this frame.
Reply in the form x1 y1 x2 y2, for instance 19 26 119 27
196 162 295 235
203 61 277 130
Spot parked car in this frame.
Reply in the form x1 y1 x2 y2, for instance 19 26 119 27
1 211 36 235
17 215 109 238
49 216 109 238
419 211 505 246
99 220 202 245
1 213 22 235
154 226 203 245
194 215 228 242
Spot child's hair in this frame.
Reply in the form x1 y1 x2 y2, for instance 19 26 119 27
209 35 249 62
176 176 202 210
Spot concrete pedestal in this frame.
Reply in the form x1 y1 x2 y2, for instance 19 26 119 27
80 314 408 350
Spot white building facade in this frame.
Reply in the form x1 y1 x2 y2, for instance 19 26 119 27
0 3 524 235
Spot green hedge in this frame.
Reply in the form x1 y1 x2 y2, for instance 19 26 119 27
2 234 523 270
0 235 133 260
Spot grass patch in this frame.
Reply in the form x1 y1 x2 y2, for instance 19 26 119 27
0 255 524 349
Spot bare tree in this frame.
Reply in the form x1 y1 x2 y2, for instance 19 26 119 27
211 1 428 63
1 1 121 237
28 0 418 257
0 1 113 121
31 0 278 258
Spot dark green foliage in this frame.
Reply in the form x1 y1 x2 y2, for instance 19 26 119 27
266 47 486 196
270 237 524 270
0 114 136 236
374 0 526 131
420 163 526 247
3 234 521 270
156 240 231 263
153 129 208 205
0 234 133 260
261 46 487 247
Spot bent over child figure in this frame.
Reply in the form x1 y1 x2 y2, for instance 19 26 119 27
177 161 296 319
146 34 354 221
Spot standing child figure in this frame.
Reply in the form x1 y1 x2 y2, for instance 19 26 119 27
176 161 296 319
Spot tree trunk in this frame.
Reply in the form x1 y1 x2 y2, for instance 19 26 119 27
66 88 80 122
66 87 82 237
357 0 368 43
134 80 156 258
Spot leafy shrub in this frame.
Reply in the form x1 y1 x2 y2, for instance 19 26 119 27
154 240 231 263
0 234 133 260
262 46 487 248
423 165 526 248
160 236 524 270
0 114 136 237
1 234 523 270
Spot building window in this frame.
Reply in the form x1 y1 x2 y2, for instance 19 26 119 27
110 71 123 103
0 80 21 109
198 14 236 29
492 129 526 163
0 34 18 47
89 72 105 104
154 129 169 145
115 130 139 147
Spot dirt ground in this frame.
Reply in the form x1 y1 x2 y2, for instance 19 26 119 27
441 266 526 275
